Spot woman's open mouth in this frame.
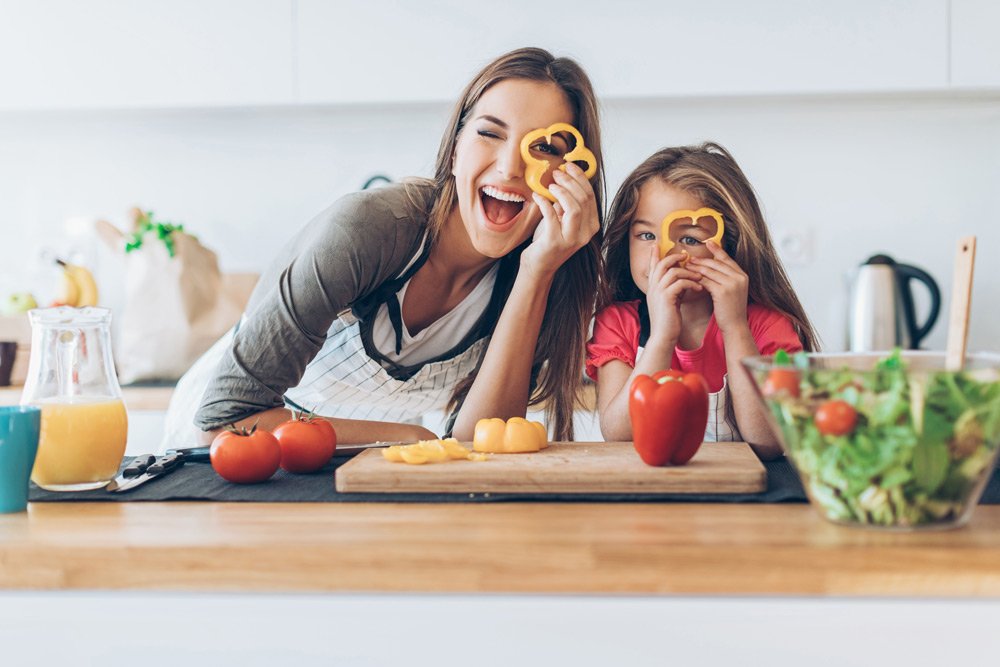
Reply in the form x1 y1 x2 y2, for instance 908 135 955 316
479 185 526 231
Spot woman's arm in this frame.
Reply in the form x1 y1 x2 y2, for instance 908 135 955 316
194 188 427 432
450 165 599 440
198 408 437 446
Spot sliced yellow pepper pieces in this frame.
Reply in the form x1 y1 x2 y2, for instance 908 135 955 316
473 417 548 453
519 123 597 202
382 438 485 464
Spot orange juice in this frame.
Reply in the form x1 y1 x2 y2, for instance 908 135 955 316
31 397 128 490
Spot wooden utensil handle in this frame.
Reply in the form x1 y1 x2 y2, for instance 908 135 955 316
945 236 976 371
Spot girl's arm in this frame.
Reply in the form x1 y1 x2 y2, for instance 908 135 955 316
198 408 437 446
688 242 782 460
451 164 598 440
721 328 783 460
594 340 672 441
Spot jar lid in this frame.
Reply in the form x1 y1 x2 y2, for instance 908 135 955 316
28 306 112 327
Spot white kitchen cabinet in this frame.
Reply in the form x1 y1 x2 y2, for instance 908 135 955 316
296 0 948 104
0 0 294 110
951 0 1000 87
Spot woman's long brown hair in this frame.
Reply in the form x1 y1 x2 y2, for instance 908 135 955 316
599 142 819 352
408 47 605 440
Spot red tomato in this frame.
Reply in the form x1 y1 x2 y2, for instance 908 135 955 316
763 368 800 398
814 400 858 436
210 426 281 484
273 417 336 473
311 418 338 455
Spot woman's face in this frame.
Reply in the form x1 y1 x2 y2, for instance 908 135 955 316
450 78 575 259
629 180 709 295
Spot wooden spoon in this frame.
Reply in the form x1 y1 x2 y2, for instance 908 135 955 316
945 236 977 371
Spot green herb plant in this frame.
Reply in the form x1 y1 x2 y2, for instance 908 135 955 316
124 210 189 258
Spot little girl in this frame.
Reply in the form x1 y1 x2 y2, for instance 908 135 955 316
586 142 818 459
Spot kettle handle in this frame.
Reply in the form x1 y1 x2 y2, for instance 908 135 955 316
895 263 941 349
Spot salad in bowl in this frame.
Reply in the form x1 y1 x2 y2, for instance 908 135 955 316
743 350 1000 529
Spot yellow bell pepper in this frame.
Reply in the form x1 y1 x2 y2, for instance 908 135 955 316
519 123 597 202
382 438 486 465
473 417 548 453
659 207 725 266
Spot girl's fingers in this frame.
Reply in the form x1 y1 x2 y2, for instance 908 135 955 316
647 246 659 281
688 256 733 275
701 241 741 270
651 252 687 286
664 267 702 283
661 278 703 298
704 240 731 260
689 261 734 284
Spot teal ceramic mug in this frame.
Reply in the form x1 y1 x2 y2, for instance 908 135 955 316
0 405 41 513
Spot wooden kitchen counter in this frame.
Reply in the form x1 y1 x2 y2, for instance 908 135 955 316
3 501 1000 597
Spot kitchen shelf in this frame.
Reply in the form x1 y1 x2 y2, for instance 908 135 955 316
0 382 598 413
0 384 175 412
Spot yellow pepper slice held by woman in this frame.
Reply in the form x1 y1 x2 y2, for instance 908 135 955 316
519 122 597 202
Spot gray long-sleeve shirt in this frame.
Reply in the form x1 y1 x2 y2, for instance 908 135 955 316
193 182 434 430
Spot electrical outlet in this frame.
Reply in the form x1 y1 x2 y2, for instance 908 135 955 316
774 228 812 266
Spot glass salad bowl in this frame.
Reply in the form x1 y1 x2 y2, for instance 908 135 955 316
742 351 1000 530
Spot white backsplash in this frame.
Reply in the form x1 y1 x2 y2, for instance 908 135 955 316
1 93 998 353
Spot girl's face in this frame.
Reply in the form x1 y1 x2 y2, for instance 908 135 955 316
629 180 712 294
450 78 575 259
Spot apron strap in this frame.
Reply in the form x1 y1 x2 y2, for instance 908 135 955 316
385 293 404 355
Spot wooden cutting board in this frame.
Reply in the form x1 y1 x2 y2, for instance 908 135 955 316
334 441 766 494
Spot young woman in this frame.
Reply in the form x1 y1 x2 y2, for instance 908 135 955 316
163 47 604 448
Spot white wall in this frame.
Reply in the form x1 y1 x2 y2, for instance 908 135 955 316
2 93 997 353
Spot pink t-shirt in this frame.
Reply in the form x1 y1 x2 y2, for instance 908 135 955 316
585 300 804 392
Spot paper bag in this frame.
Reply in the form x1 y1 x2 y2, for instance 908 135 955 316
98 214 245 384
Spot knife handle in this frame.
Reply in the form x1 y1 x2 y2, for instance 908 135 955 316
123 454 156 478
167 446 211 462
147 453 184 475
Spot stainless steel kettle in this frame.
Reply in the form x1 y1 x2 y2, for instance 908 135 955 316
847 254 941 351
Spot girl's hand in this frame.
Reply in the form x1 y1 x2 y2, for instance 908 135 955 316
687 241 749 334
645 248 703 348
520 162 600 281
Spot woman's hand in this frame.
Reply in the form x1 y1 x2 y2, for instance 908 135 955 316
687 241 749 334
520 162 599 281
645 249 703 348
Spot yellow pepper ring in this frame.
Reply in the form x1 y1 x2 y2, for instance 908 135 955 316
519 123 597 202
659 208 726 265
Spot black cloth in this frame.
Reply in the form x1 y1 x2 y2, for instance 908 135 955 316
28 454 1000 505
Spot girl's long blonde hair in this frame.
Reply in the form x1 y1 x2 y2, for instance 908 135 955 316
599 142 819 351
412 47 605 439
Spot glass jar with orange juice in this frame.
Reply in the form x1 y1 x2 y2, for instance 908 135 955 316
20 307 127 491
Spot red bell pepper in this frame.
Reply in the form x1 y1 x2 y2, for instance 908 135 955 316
628 370 710 466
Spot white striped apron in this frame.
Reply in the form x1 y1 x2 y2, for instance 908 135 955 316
161 237 489 451
283 310 487 423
